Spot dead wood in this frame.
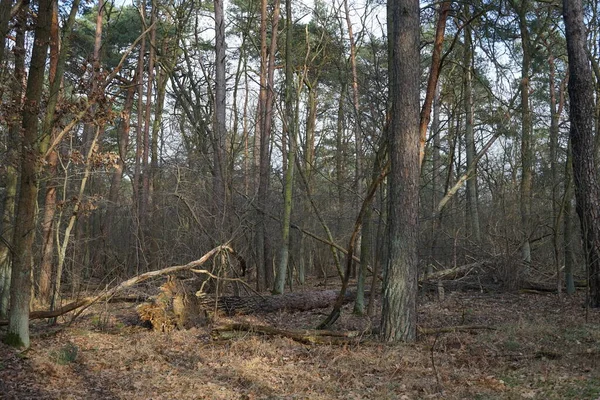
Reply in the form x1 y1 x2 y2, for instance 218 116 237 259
0 244 231 326
418 325 497 335
211 322 496 344
211 323 369 345
422 262 485 282
138 286 365 331
520 280 587 293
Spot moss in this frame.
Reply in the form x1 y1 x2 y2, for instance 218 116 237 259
3 332 25 348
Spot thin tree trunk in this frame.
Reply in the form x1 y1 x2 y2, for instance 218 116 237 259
274 0 296 295
133 19 146 273
419 0 450 166
51 128 101 317
513 0 533 267
141 0 155 241
256 0 280 291
563 140 576 295
342 0 362 199
463 9 480 242
213 0 227 238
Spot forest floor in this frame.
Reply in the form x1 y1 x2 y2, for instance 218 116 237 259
1 283 599 399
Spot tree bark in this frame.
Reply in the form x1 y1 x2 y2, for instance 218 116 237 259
512 0 533 267
7 0 54 348
463 8 480 242
213 0 227 239
419 0 450 166
563 0 600 307
274 0 296 295
382 0 420 342
256 0 280 291
0 3 26 319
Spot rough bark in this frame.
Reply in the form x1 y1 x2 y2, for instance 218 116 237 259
213 0 227 239
382 0 420 342
0 3 26 319
563 0 600 307
463 9 480 242
7 0 54 348
274 0 296 295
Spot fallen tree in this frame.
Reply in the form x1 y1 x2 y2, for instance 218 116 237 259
138 282 366 331
0 243 231 326
210 322 496 345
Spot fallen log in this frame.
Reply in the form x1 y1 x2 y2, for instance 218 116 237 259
422 262 485 282
211 323 368 345
418 325 497 335
211 322 496 344
0 243 231 326
138 284 365 331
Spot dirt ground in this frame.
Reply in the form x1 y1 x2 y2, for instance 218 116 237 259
1 286 599 399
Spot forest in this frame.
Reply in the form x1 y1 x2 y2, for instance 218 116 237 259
0 0 599 398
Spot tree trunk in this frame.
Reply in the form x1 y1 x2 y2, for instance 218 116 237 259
381 0 420 342
274 0 296 295
213 0 227 239
514 0 533 267
7 0 53 348
563 142 576 295
38 0 63 305
256 0 280 291
463 9 480 242
419 0 450 166
0 4 26 319
563 0 600 307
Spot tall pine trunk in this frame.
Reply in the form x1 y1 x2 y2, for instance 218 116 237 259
381 0 420 342
563 0 600 307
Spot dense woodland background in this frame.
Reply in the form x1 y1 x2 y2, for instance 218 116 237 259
0 0 599 348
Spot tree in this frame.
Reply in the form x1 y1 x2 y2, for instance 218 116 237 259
562 0 600 307
6 0 54 348
213 0 227 238
381 0 420 342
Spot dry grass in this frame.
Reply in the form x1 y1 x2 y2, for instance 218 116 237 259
1 289 599 399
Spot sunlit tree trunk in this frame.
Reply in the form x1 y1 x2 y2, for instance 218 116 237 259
7 0 53 348
419 0 450 166
381 0 420 342
38 0 61 304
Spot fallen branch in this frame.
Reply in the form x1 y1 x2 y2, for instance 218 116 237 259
422 262 485 282
0 243 231 326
